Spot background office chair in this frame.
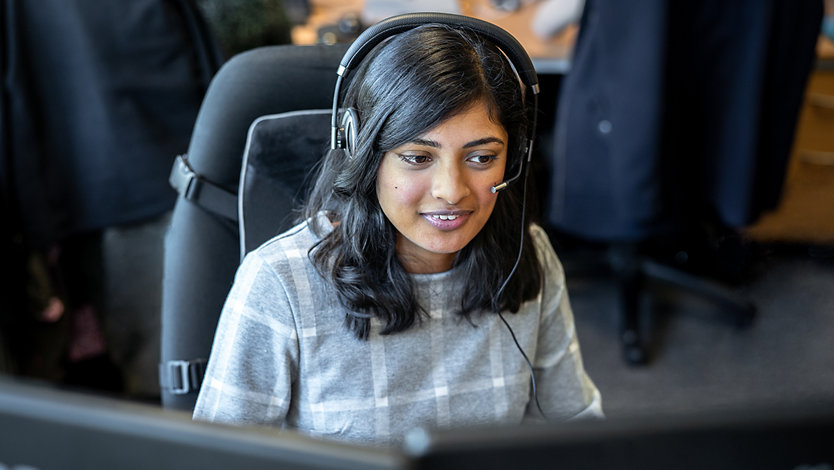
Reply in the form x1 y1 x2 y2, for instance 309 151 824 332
160 44 347 411
545 0 821 365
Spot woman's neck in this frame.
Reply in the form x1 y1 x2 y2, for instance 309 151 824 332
396 237 457 274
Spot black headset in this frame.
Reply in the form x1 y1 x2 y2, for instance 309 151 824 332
329 12 540 194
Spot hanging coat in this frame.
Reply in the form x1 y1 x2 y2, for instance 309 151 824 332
547 0 823 241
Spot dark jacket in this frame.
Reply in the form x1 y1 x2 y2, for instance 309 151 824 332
547 0 823 240
1 0 221 248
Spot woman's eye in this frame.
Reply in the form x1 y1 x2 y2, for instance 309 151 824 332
467 154 497 165
399 154 431 165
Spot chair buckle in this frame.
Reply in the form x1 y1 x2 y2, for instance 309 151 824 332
169 154 199 200
168 360 192 395
160 359 206 395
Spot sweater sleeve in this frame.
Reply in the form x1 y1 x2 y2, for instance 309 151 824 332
526 225 604 422
192 249 299 427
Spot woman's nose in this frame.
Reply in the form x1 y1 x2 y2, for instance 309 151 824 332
431 163 470 204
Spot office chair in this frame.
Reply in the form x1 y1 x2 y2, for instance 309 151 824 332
607 238 756 365
546 0 821 366
160 44 347 411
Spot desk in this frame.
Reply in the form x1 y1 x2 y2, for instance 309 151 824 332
290 0 577 74
745 34 834 243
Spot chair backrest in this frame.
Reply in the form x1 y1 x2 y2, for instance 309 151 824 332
239 109 331 258
160 44 347 410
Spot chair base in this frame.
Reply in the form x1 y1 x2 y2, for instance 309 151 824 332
608 243 756 365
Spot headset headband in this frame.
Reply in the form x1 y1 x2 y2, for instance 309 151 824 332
330 12 540 151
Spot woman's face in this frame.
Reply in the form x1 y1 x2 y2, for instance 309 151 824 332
376 99 508 274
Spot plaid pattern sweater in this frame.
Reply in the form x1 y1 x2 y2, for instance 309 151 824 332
193 215 602 446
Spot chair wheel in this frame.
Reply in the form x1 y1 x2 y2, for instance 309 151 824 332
623 342 648 365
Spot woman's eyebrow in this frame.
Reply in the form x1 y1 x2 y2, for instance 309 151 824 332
409 138 440 148
463 137 505 148
405 136 505 148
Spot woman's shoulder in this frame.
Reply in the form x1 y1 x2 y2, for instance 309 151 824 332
528 222 549 244
528 223 555 257
244 213 331 272
528 222 565 276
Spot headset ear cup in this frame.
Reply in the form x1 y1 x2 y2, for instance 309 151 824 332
341 108 360 157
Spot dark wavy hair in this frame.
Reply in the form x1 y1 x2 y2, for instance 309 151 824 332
302 24 542 339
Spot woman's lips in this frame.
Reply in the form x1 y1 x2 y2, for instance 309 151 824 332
422 211 471 230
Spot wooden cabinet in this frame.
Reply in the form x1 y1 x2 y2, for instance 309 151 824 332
745 40 834 244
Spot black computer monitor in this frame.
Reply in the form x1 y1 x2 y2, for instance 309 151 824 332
0 376 404 470
3 375 833 470
403 402 834 470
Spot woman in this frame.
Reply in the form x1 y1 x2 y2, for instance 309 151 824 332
193 20 602 446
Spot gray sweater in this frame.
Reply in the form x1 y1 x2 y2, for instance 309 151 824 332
193 215 602 446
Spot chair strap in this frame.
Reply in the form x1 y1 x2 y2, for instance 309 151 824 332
158 358 208 395
169 154 238 221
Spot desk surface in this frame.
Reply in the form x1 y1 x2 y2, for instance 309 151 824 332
291 1 834 74
290 0 578 74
